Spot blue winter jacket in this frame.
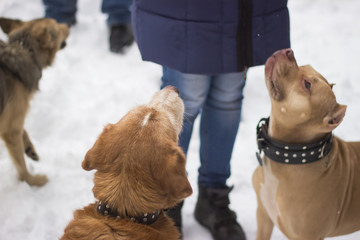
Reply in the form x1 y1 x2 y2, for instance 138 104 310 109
131 0 290 74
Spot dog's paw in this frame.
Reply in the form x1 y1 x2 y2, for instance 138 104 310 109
25 147 39 161
23 174 48 186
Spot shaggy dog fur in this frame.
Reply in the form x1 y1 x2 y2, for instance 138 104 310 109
0 17 69 186
61 86 193 240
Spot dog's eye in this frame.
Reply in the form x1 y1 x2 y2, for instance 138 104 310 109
304 80 311 90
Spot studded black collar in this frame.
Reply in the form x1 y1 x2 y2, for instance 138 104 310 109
96 201 162 225
256 117 333 166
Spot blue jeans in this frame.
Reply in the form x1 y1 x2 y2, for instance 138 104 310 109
43 0 132 26
161 67 247 188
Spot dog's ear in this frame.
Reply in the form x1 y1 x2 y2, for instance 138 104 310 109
82 124 115 171
323 104 347 131
0 18 24 34
164 147 193 201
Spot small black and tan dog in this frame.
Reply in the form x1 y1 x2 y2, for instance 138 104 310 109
0 17 69 186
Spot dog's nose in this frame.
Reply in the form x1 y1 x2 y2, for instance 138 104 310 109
60 41 67 49
272 48 294 61
283 48 294 61
164 85 180 95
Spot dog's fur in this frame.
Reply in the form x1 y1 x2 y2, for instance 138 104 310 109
61 86 193 240
253 49 360 239
0 17 69 186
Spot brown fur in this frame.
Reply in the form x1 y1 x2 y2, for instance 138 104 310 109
0 17 69 186
61 87 193 240
253 49 360 239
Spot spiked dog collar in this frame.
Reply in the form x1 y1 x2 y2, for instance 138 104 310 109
256 117 333 166
96 201 162 225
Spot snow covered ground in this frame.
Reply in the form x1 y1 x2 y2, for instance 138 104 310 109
0 0 360 239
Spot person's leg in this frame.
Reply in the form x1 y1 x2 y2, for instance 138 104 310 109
161 66 211 155
43 0 77 25
101 0 133 53
198 72 247 187
161 66 210 238
195 71 247 240
101 0 132 25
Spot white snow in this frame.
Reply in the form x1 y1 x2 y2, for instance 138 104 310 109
0 0 360 239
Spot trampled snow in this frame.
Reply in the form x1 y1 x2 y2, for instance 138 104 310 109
1 0 360 239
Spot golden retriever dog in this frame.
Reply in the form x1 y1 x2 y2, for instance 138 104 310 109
0 17 69 186
61 86 193 240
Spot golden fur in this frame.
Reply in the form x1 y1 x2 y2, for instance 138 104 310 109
61 86 193 240
0 17 69 186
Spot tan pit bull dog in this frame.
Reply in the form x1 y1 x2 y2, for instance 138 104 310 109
252 48 360 240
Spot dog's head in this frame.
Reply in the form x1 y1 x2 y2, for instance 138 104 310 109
0 17 69 68
264 49 347 136
82 86 192 217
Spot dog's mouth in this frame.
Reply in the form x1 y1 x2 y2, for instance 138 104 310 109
265 56 274 77
265 56 282 100
60 41 67 49
265 49 298 101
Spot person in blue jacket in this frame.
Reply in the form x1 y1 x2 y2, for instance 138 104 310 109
132 1 290 240
43 0 133 53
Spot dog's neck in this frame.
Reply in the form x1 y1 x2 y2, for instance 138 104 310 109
95 201 162 225
268 114 328 144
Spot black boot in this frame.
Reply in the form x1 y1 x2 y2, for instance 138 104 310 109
194 185 246 240
166 201 184 239
109 24 134 53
